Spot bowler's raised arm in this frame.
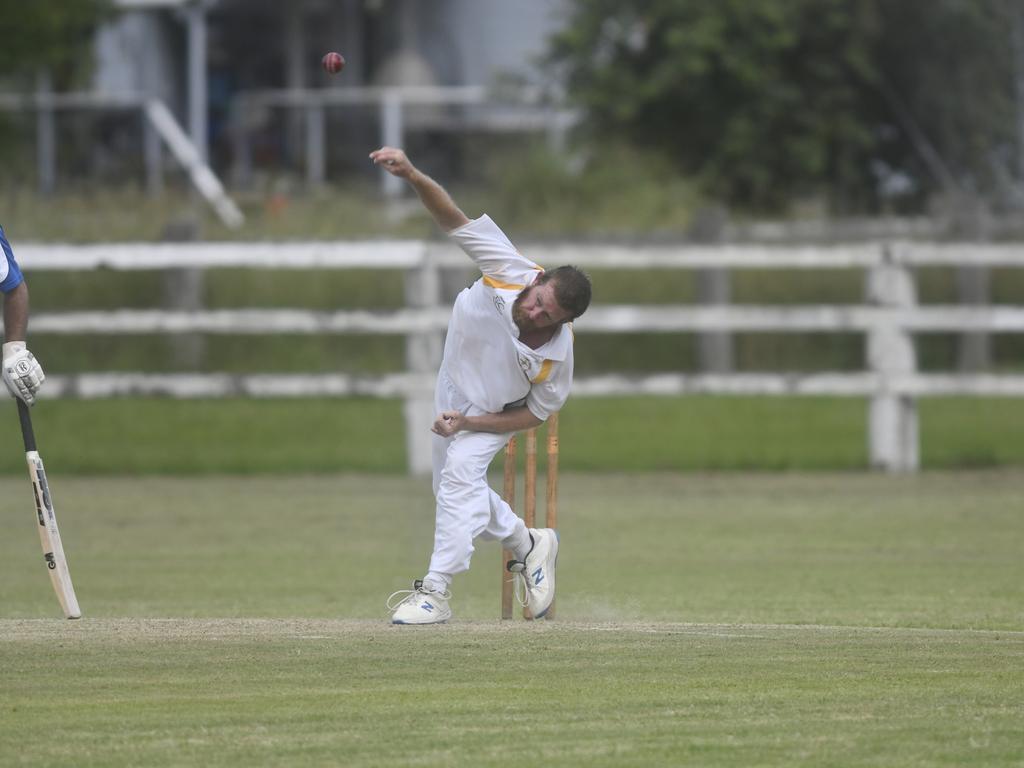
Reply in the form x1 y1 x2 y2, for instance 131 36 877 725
369 147 470 232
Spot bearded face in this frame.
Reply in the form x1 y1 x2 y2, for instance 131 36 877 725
512 280 571 334
511 290 532 330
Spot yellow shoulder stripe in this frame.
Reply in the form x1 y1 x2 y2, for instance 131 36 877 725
530 359 554 384
483 275 525 291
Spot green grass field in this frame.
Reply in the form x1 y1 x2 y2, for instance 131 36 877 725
2 395 1024 476
2 471 1022 766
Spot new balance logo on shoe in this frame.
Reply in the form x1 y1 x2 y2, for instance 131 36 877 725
388 580 452 624
516 529 558 619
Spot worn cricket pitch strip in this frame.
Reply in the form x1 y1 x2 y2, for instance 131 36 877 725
4 617 1024 640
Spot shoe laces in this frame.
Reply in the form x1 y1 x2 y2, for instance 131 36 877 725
386 579 451 611
505 560 531 608
506 531 538 608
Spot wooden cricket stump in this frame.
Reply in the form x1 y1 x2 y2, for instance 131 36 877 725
500 413 559 620
500 436 517 621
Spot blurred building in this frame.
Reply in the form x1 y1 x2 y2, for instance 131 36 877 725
93 0 570 184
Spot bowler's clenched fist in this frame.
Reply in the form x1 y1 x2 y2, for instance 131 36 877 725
432 410 468 437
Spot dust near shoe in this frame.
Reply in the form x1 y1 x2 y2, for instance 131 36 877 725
506 528 559 619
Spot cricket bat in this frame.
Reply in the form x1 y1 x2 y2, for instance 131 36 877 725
17 399 81 619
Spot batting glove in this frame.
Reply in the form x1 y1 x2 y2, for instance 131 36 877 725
2 341 45 405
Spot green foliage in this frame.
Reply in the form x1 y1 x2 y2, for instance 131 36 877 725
465 140 698 236
549 0 1017 213
0 0 113 87
871 0 1018 198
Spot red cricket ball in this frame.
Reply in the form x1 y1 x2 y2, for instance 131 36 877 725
322 52 345 75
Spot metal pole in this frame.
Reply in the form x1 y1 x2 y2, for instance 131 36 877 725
36 72 56 196
143 108 163 196
185 2 208 163
380 90 404 198
285 1 306 170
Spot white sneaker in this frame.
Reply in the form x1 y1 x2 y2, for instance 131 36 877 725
387 580 452 625
507 528 559 619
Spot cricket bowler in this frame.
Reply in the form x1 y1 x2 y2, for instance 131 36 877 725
371 146 591 624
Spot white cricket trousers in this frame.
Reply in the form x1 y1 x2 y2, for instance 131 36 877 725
428 368 525 577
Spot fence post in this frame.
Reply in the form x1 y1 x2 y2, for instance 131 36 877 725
949 202 993 371
690 207 733 373
162 267 206 369
956 266 992 370
696 269 733 372
865 244 919 472
404 247 443 474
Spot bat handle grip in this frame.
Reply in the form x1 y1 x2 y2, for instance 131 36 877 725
16 399 36 452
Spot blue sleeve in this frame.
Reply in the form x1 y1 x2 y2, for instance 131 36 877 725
0 225 25 293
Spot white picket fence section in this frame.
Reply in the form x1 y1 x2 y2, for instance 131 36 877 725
15 241 1024 474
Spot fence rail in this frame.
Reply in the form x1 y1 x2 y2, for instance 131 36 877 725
16 240 1024 473
23 305 1024 335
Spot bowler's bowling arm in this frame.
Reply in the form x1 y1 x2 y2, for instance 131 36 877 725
406 169 471 232
462 406 543 435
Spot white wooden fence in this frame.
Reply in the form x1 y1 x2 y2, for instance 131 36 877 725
15 241 1024 474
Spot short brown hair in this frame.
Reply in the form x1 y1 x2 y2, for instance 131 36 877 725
538 265 592 320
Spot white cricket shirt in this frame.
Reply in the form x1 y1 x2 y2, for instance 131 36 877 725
443 215 574 421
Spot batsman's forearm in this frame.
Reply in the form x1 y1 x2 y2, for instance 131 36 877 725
464 406 544 435
407 169 470 231
3 282 29 342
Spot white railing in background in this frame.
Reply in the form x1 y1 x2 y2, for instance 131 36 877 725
15 241 1024 474
1 84 577 207
230 85 579 195
0 91 243 229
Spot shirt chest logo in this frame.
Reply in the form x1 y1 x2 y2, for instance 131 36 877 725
517 353 532 376
493 295 506 313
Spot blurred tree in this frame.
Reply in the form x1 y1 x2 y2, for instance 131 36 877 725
549 0 1017 214
0 0 113 88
